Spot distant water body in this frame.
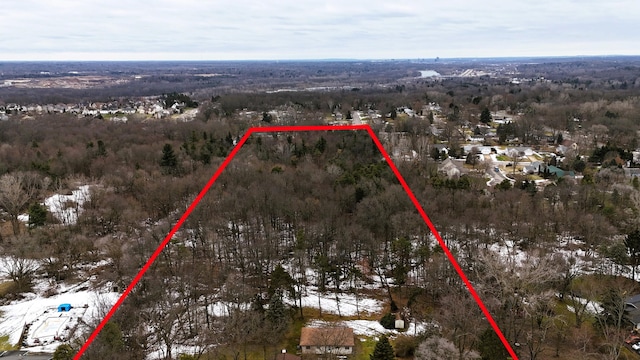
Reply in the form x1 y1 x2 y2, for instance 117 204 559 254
419 70 441 77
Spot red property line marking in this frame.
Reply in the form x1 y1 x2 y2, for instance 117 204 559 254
75 124 518 360
364 126 518 360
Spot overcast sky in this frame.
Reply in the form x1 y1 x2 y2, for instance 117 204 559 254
1 0 638 61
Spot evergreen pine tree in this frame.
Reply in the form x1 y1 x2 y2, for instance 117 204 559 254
625 229 640 279
160 143 178 174
53 344 75 360
269 264 295 298
480 108 492 124
265 289 289 346
101 321 125 352
27 202 47 228
370 335 395 360
96 139 107 157
266 289 287 325
478 329 508 360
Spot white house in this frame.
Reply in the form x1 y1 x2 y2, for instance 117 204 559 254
513 147 534 157
463 145 493 155
439 158 463 179
523 161 545 174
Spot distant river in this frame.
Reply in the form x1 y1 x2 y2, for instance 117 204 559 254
419 70 441 78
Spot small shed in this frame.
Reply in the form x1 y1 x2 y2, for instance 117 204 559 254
58 304 71 312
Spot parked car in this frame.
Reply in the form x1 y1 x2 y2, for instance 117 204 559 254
625 334 640 344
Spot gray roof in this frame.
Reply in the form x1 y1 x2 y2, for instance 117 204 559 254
627 294 640 306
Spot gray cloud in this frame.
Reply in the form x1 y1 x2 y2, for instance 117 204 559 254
1 0 638 60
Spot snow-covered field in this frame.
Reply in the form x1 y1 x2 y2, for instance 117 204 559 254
296 288 382 317
206 286 383 318
0 283 118 352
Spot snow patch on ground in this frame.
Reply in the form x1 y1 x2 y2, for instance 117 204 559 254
19 185 91 225
45 185 91 225
295 288 382 317
0 276 118 352
307 319 437 337
488 240 528 266
149 344 208 360
565 296 603 314
209 287 383 317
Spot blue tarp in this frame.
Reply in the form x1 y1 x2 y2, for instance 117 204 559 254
58 303 71 312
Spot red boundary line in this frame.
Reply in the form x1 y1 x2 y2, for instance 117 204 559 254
74 124 518 360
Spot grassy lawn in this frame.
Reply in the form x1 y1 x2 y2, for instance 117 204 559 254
496 155 509 161
354 337 377 360
554 299 579 327
210 345 276 360
0 334 18 351
0 281 16 298
577 274 640 296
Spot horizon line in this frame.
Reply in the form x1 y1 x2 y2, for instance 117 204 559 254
2 54 640 63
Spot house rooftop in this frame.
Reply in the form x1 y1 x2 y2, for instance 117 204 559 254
627 294 640 306
547 165 575 178
299 327 354 347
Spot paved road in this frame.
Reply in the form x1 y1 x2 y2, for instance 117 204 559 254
486 163 515 186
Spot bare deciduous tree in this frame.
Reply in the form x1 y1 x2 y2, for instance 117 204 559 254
3 257 38 293
415 336 479 360
0 172 40 235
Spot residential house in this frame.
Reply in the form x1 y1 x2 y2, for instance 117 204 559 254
557 140 578 155
403 108 416 117
546 165 575 178
432 144 449 156
625 168 640 178
513 146 534 157
466 136 485 142
299 327 354 355
438 158 462 179
626 295 640 330
463 145 493 155
491 111 513 125
523 161 545 175
427 102 441 112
